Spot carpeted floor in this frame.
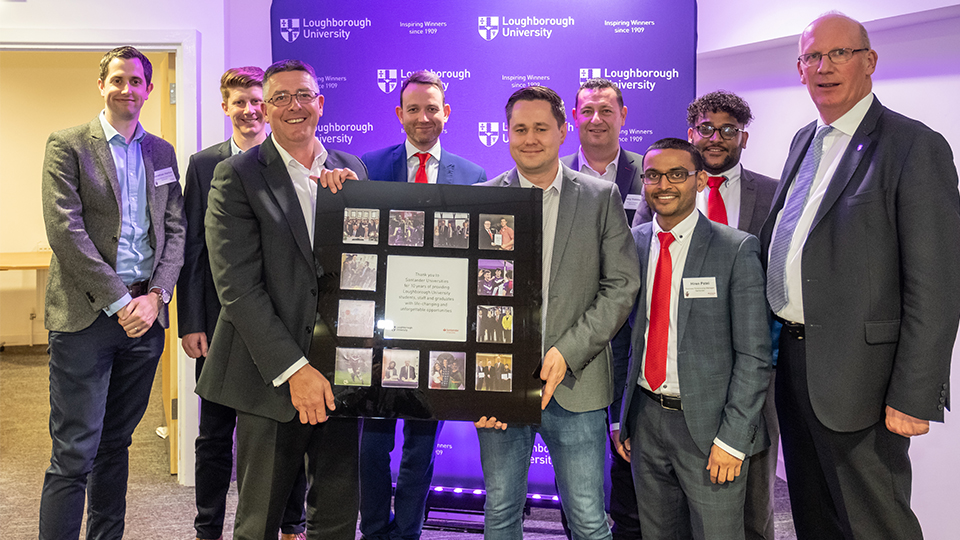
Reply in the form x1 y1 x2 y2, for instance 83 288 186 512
1 345 796 539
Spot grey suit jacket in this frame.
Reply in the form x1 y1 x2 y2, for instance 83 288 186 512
620 214 772 456
361 142 487 185
196 135 369 422
561 147 643 224
759 98 960 430
41 116 185 332
481 165 641 412
177 139 231 341
632 166 777 236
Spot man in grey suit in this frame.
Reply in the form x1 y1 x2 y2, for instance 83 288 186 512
760 14 960 539
618 138 771 540
476 86 641 540
177 66 308 540
39 46 185 539
195 59 368 540
561 76 645 540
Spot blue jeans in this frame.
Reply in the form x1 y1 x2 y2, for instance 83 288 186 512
39 313 164 540
359 419 442 540
477 400 612 540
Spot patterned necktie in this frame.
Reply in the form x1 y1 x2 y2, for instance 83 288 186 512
767 125 834 312
414 152 430 183
707 176 728 225
645 232 675 391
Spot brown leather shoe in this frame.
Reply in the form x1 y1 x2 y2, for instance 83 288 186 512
280 533 306 540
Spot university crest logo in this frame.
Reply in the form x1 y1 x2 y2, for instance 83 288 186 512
377 69 398 94
280 19 300 43
579 68 601 84
478 122 505 147
478 17 499 41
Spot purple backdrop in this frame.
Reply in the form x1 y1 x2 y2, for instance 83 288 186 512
271 0 696 500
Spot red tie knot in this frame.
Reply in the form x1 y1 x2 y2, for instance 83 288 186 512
707 176 725 190
657 231 675 250
415 152 431 166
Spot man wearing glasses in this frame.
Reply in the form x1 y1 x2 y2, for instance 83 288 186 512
196 59 368 540
617 138 772 540
760 13 960 540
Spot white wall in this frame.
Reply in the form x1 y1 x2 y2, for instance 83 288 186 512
696 5 960 539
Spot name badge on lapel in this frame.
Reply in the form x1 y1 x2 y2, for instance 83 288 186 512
154 167 177 187
624 194 643 210
682 277 718 298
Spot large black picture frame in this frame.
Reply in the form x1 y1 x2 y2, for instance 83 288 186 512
309 181 543 424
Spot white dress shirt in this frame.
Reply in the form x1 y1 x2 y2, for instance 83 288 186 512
404 139 441 183
575 146 620 183
770 93 874 323
697 163 742 229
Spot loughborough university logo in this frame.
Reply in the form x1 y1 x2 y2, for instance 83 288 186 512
579 68 601 84
377 70 398 94
280 19 300 43
478 122 506 147
478 17 499 41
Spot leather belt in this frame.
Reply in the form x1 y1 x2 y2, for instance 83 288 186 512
641 386 682 411
127 280 150 298
776 317 805 340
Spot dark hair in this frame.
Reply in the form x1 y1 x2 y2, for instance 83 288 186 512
575 78 624 109
686 90 753 127
400 70 445 105
263 59 318 93
99 46 153 85
505 86 565 129
220 66 264 101
643 138 705 171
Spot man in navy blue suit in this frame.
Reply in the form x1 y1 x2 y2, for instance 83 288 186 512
358 70 486 540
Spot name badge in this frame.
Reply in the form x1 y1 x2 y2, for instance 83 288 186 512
154 167 178 187
624 194 643 210
682 277 718 298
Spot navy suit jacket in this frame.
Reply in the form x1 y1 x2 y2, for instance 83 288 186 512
759 98 960 430
361 142 486 185
620 214 772 456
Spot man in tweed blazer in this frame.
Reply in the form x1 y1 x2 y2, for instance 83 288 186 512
39 46 185 539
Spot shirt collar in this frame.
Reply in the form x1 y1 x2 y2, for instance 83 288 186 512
230 137 243 156
711 163 742 185
819 93 874 136
576 146 620 178
517 163 564 195
652 207 700 245
273 134 328 172
99 110 145 144
405 139 442 162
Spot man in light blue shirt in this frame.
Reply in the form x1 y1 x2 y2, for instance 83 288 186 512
39 45 184 539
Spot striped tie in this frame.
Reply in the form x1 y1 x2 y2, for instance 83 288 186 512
766 125 833 312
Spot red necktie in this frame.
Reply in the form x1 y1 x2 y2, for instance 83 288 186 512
707 176 728 225
414 152 430 183
644 232 675 391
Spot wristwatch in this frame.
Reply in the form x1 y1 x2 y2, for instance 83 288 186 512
150 286 172 304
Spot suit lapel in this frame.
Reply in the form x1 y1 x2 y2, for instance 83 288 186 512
810 100 882 233
437 151 456 185
218 139 232 161
259 137 315 266
676 216 712 348
141 136 160 246
89 119 122 210
615 151 637 201
549 168 579 287
739 169 757 233
392 144 407 183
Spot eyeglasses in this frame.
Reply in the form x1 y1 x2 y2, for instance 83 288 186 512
641 169 698 185
798 47 869 67
265 91 319 107
694 124 745 140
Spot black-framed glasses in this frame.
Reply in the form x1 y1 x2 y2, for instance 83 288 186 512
641 169 698 185
694 124 745 140
265 91 319 107
798 47 869 67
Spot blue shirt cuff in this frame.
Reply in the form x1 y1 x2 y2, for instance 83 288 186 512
104 293 132 317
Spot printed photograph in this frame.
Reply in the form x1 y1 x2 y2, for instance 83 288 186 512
478 214 515 251
477 259 514 297
340 253 378 291
434 212 470 249
343 208 380 245
476 305 513 344
428 351 467 390
475 353 513 393
388 210 425 247
335 347 372 387
337 299 376 338
382 348 420 389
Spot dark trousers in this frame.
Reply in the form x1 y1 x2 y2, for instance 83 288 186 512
777 328 921 540
743 371 778 540
234 413 359 540
194 357 307 538
359 418 442 540
39 313 164 540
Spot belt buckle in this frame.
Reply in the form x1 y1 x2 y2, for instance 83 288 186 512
659 394 682 411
